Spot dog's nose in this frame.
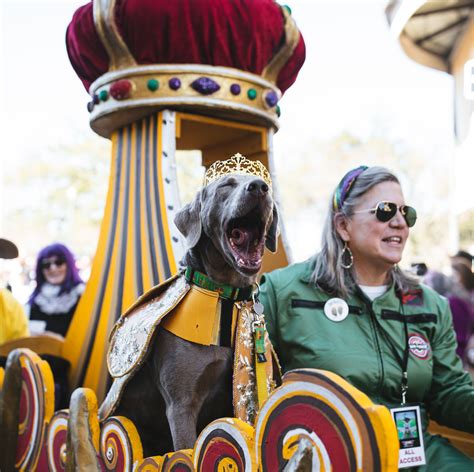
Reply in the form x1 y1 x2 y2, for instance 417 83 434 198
246 179 269 196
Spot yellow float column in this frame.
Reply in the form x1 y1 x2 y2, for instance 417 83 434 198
65 112 185 400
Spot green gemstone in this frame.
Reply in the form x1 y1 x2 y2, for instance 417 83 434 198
147 79 159 91
99 90 108 101
283 4 292 15
276 105 281 117
247 88 257 100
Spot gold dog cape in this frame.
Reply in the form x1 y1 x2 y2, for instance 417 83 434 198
99 273 279 425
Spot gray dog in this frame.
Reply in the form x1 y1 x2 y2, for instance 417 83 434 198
107 171 278 457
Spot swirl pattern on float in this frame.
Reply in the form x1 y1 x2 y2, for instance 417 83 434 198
161 450 194 472
14 350 55 471
194 418 255 472
136 456 164 471
100 416 144 471
47 410 69 471
255 368 394 472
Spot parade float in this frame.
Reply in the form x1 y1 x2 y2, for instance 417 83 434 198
0 1 399 470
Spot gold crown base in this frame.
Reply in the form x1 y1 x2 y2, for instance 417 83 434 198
89 64 281 138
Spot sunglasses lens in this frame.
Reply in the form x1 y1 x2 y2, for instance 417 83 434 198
41 257 66 270
403 206 417 227
375 202 397 222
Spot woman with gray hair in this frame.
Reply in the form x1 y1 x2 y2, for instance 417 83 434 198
260 165 474 470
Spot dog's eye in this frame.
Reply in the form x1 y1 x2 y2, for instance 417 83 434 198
218 180 237 189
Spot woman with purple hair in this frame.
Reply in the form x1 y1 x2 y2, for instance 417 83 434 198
27 243 85 337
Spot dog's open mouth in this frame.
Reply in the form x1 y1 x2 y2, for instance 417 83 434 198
226 211 265 274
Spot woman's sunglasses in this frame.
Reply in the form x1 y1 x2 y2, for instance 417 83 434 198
353 201 417 227
41 257 66 270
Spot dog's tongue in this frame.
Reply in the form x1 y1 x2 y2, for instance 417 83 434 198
228 224 264 273
230 228 252 247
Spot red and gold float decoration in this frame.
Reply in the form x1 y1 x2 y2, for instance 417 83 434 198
0 348 398 470
100 417 144 470
0 349 62 472
44 411 69 472
160 451 194 472
194 419 256 471
255 370 399 471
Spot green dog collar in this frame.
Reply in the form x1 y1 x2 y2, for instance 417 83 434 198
184 267 254 301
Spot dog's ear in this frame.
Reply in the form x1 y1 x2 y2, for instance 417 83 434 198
265 203 280 253
174 190 203 249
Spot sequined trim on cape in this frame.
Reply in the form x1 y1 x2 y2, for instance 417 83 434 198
107 275 190 378
233 301 278 425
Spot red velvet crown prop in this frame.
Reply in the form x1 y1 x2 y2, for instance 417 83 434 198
66 0 305 137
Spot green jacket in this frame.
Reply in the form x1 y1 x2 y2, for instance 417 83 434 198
260 258 474 434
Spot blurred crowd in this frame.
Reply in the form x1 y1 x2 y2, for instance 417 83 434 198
414 250 474 374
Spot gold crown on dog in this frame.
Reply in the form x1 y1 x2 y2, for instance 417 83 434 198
203 153 272 188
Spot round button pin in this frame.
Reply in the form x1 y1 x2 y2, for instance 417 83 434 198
324 298 349 322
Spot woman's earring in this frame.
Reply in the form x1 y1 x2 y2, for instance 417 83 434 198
340 242 353 269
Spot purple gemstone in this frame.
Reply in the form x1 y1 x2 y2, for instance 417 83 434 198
169 77 181 90
265 91 278 108
93 94 100 105
191 77 220 95
230 83 241 95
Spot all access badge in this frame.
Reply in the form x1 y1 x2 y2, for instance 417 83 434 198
390 405 426 468
324 298 349 322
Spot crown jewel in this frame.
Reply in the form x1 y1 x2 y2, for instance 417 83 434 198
204 153 272 188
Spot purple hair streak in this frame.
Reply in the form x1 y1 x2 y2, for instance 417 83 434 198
333 165 368 211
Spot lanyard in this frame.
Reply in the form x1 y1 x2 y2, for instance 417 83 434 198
399 307 409 405
361 292 410 405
